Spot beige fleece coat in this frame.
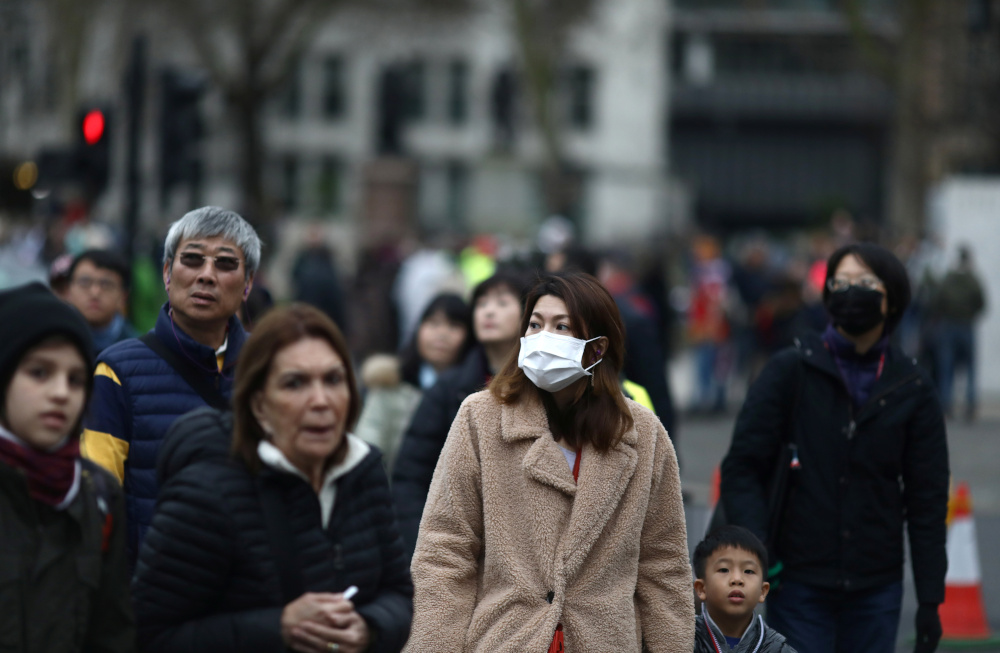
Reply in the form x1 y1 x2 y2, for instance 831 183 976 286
404 390 694 653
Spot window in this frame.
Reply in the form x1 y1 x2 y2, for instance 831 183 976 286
446 161 468 227
322 55 347 120
565 65 596 131
282 155 299 211
316 156 342 214
404 60 427 122
277 58 302 119
447 59 469 125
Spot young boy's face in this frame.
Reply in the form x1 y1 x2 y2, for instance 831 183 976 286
695 545 770 637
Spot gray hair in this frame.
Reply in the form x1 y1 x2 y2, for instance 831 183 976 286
162 206 262 279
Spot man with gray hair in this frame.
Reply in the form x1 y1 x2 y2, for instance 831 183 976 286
83 206 261 565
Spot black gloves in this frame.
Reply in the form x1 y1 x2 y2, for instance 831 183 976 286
914 603 942 653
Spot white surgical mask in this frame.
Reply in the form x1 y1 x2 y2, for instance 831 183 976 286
518 331 603 393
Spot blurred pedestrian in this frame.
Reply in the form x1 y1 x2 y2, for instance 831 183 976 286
392 239 465 348
392 269 528 558
63 249 137 352
82 206 260 567
599 249 677 436
928 245 986 420
292 226 348 332
688 235 732 413
132 304 412 653
403 272 693 652
721 243 948 653
0 283 133 652
355 292 472 472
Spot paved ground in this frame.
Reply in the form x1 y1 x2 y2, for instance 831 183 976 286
676 404 1000 651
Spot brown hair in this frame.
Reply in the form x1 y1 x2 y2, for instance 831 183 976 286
232 303 361 471
489 272 634 452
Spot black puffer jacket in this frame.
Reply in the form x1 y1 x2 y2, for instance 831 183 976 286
694 611 796 653
720 332 949 603
133 408 412 653
391 346 491 557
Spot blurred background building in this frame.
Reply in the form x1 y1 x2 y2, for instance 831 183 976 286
5 0 1000 401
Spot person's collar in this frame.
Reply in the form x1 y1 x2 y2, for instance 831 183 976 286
823 323 888 361
257 434 371 487
92 312 125 337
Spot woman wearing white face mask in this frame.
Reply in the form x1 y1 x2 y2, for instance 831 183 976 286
404 272 694 653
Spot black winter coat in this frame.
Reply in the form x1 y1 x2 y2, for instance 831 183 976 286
720 332 949 603
391 346 491 557
132 408 413 653
693 613 796 653
0 459 134 653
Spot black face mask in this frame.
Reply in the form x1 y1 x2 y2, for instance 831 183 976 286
826 286 886 336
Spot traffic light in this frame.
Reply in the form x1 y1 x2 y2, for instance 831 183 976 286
76 105 112 200
160 67 206 199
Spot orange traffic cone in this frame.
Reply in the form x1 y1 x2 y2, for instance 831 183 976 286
938 482 1000 648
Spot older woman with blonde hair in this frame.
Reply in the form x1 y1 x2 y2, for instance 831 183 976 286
404 271 694 652
133 304 412 653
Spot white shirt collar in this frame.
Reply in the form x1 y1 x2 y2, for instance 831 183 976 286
257 434 371 527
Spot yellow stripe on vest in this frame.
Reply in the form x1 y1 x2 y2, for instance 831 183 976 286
94 362 122 386
81 430 129 484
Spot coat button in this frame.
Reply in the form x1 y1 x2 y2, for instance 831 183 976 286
842 529 851 539
547 591 554 603
840 477 848 485
879 399 886 407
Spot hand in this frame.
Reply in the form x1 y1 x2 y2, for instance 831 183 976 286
281 591 370 653
914 603 942 653
298 609 371 653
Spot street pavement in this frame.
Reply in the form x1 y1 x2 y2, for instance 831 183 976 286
676 404 1000 652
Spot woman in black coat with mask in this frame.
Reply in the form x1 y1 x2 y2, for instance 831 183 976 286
720 243 949 653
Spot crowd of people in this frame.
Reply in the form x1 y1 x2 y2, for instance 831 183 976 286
0 203 964 653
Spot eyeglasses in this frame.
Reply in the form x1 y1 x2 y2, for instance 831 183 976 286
72 276 121 292
177 252 242 273
826 276 884 293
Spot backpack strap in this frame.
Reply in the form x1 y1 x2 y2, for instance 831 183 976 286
140 332 229 410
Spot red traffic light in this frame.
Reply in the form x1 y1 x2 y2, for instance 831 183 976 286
82 110 105 145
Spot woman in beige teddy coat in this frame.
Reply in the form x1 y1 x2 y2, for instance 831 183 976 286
404 272 694 653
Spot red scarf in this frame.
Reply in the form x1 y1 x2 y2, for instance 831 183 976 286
0 433 80 507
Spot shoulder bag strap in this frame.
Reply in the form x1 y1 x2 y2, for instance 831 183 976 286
256 476 306 604
139 332 229 410
765 345 805 551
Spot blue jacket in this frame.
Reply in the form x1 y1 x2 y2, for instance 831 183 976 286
82 304 248 565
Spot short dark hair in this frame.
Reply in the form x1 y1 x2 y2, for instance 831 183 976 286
823 243 911 335
694 525 768 580
470 267 531 308
232 303 360 471
70 249 131 291
399 292 473 386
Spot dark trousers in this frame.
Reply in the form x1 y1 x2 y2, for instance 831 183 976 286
767 580 903 653
934 321 976 414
